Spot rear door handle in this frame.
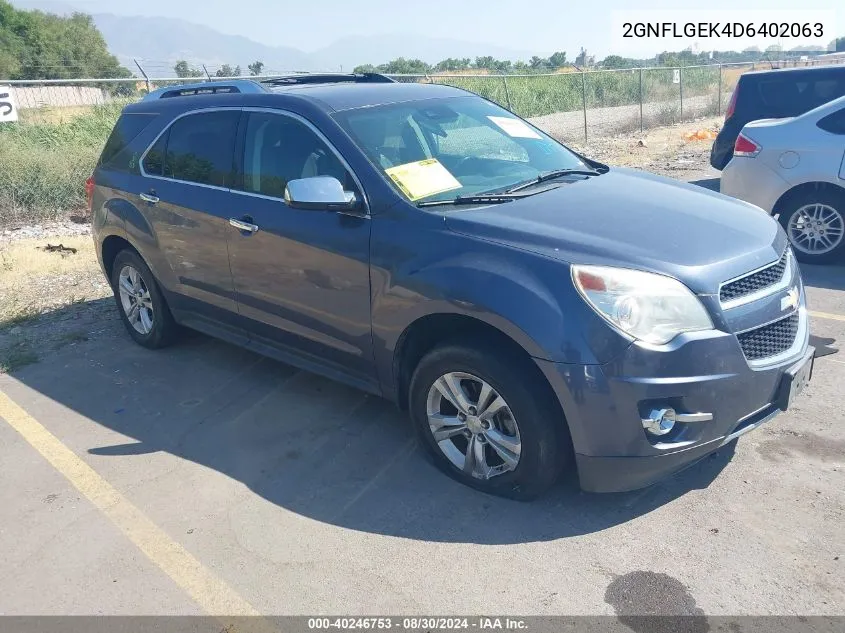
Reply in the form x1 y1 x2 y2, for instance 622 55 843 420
229 217 259 233
139 192 159 204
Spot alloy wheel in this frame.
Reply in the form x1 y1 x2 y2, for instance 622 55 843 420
425 371 522 480
787 203 844 256
117 265 155 335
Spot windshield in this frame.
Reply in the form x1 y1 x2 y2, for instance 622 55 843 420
332 96 588 204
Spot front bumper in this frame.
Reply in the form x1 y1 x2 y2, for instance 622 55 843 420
535 314 812 493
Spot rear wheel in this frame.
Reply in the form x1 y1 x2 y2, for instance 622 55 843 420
110 249 178 349
409 343 568 499
779 190 845 264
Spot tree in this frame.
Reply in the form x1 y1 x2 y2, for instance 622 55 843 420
215 63 240 77
352 63 377 73
174 60 203 78
248 60 264 76
0 1 131 80
602 55 628 69
529 55 547 70
377 57 431 74
547 51 567 68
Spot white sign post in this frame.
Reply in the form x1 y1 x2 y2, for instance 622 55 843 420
0 85 19 123
672 69 680 85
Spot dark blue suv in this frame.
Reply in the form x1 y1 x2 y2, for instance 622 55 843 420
90 74 814 498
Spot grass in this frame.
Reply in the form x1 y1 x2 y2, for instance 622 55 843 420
0 235 104 327
0 102 125 225
0 343 39 373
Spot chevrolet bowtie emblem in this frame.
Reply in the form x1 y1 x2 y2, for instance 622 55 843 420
781 286 800 312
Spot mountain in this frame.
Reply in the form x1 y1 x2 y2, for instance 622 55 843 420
10 0 538 76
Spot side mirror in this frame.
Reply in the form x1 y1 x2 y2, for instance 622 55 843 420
284 176 359 211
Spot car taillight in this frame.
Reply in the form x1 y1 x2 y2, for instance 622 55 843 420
734 133 760 157
85 175 95 212
725 87 738 120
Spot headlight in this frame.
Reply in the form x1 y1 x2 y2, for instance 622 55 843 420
571 265 713 345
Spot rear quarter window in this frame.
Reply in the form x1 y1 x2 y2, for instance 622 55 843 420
99 113 157 173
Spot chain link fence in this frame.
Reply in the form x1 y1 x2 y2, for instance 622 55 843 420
2 60 840 142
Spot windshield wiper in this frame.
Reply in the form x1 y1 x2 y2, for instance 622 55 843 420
416 189 553 208
506 168 601 193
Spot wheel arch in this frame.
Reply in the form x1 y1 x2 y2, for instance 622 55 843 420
391 312 563 423
100 234 138 284
772 180 845 217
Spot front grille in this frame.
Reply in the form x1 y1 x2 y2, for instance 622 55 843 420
720 249 789 304
737 313 799 361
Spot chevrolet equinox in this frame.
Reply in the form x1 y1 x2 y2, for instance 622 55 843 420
90 74 814 499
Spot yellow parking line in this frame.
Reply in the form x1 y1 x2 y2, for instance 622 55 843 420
0 388 267 622
809 310 845 322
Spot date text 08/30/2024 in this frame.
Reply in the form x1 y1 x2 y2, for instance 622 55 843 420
308 618 528 630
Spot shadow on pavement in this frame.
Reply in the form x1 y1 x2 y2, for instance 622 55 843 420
5 299 737 545
800 262 845 290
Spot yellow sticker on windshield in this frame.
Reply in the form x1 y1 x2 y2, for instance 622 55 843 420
384 158 462 201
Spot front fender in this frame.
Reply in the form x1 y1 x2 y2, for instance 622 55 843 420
370 215 631 397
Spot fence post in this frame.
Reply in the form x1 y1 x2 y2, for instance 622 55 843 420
639 67 644 133
502 75 513 111
581 70 587 142
134 58 150 93
717 64 722 116
679 67 684 121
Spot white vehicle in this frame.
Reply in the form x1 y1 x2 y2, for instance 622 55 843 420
720 95 845 264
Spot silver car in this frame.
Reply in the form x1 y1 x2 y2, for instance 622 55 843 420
720 94 845 264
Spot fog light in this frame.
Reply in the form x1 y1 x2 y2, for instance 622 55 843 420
642 408 676 436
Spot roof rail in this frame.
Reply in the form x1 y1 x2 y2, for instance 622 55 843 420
142 79 268 101
261 73 396 87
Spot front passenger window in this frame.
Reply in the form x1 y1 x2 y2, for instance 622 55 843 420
240 112 357 200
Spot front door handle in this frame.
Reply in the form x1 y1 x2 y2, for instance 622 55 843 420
229 217 259 233
139 192 159 204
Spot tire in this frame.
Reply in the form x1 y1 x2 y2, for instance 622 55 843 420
409 342 569 500
778 189 845 265
110 249 178 349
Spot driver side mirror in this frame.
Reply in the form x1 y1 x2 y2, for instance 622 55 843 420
284 176 359 211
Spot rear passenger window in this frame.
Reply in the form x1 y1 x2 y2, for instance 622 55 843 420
165 111 239 187
817 108 845 135
99 113 156 173
141 111 239 186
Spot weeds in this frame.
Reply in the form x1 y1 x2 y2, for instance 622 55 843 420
0 102 124 225
0 342 39 373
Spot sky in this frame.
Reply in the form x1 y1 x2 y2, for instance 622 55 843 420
15 0 843 58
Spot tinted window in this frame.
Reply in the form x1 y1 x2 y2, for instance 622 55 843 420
756 75 845 114
817 108 845 135
142 130 168 177
164 110 239 187
99 113 156 173
240 112 355 199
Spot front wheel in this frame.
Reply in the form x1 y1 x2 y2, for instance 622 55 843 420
409 343 568 499
779 191 845 264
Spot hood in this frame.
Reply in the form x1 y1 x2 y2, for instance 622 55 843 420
444 167 786 294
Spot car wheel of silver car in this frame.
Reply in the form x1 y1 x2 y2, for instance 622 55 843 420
110 249 178 349
779 191 845 264
409 341 569 499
